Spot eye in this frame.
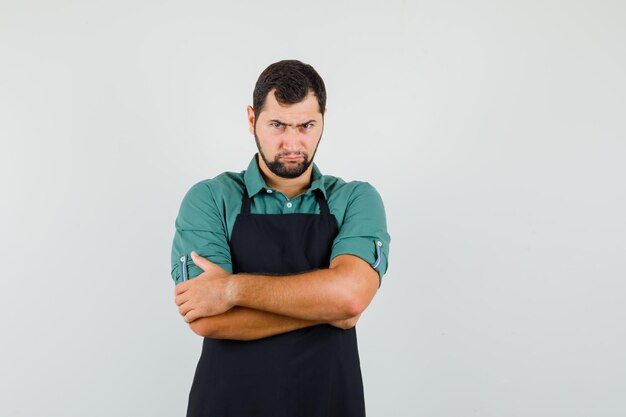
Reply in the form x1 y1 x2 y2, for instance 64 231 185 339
302 122 314 129
271 121 283 128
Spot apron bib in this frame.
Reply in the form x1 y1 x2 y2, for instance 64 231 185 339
186 188 366 417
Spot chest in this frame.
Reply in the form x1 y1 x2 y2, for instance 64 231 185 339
228 190 339 274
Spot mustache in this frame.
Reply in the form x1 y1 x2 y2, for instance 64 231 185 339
275 151 307 159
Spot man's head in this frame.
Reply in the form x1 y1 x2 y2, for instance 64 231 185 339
252 60 326 121
248 60 326 179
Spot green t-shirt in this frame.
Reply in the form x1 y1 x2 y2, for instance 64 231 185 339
171 154 390 287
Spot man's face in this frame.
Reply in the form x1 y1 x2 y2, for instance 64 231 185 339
248 89 324 179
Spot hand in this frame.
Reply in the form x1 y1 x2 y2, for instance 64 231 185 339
174 251 234 323
328 312 362 330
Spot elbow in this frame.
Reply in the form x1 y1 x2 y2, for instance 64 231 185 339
345 298 366 318
340 275 377 318
189 317 251 341
189 318 218 338
189 321 209 337
341 284 367 317
331 254 379 319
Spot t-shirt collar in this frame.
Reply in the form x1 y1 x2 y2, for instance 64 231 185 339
244 154 327 198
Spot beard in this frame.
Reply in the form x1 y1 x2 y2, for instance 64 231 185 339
254 130 321 179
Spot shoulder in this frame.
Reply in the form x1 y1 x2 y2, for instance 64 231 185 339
182 171 245 206
322 175 386 226
323 175 385 206
325 174 391 283
176 171 245 228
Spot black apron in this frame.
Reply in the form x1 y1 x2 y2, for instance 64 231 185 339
186 188 366 417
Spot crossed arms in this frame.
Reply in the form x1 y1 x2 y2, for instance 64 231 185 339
174 253 379 341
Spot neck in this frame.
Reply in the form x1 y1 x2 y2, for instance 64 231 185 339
258 157 313 199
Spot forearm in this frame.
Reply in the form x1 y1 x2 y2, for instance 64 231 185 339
189 306 326 341
228 256 374 322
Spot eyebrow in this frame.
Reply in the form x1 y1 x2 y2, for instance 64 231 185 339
269 119 318 127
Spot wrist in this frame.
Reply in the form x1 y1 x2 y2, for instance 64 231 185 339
226 274 242 307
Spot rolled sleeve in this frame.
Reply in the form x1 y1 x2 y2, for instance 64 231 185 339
330 182 390 287
170 181 232 284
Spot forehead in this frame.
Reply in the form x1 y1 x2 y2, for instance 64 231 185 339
259 89 322 121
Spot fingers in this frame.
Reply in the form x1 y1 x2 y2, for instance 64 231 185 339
175 288 193 318
184 309 199 323
178 303 189 318
190 251 213 272
175 291 204 321
174 281 188 296
174 256 227 324
174 291 189 307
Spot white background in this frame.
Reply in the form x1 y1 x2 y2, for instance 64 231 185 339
1 1 625 416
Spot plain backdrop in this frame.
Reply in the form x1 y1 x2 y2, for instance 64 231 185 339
1 1 625 416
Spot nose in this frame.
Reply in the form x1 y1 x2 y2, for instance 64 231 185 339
281 127 303 152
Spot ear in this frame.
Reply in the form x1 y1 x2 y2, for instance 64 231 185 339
247 106 255 134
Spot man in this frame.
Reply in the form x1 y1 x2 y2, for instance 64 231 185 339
171 60 390 417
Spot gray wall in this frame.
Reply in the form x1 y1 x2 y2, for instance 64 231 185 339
1 1 624 416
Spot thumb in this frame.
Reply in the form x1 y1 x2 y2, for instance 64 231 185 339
190 251 213 271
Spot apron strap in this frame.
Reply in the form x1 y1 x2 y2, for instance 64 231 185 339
240 188 330 215
240 189 252 214
313 188 330 216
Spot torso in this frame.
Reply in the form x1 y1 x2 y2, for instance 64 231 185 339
185 187 366 417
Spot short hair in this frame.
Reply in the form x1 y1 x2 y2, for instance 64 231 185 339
253 60 326 121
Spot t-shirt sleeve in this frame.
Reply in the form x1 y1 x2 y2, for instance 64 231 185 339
170 181 232 284
330 182 391 288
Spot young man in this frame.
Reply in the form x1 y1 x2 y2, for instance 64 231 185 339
171 60 390 417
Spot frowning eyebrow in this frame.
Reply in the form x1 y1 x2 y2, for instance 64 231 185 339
268 119 318 127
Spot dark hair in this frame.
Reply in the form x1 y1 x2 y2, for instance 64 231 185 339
253 60 326 121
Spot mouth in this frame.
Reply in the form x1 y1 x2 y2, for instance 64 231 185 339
279 154 305 162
